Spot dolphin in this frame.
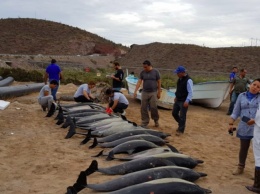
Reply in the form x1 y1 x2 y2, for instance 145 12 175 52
89 134 167 149
78 166 207 192
140 152 204 169
86 159 175 175
97 129 170 142
67 173 211 194
93 140 160 160
112 147 174 161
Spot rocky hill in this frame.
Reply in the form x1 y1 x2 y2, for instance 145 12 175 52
0 18 128 56
118 42 260 78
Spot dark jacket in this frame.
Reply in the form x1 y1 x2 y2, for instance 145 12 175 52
175 74 191 101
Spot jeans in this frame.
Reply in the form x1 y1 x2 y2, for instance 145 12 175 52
227 92 240 114
172 101 188 133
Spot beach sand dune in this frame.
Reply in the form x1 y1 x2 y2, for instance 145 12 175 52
0 84 254 194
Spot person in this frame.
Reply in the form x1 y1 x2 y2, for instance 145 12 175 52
44 59 63 102
229 67 238 82
105 88 129 115
129 72 135 77
133 60 161 128
172 66 193 136
246 83 260 192
74 81 96 102
108 62 124 91
228 78 260 176
227 69 251 115
38 80 58 111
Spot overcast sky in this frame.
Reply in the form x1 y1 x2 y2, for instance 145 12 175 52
1 0 260 48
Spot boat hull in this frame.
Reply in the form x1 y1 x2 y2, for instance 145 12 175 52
170 81 230 108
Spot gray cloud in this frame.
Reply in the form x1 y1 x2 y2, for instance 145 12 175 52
0 0 259 47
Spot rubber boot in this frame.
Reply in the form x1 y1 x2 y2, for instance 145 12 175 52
246 168 260 193
232 164 244 175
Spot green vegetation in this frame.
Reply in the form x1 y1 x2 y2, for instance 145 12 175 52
0 67 228 87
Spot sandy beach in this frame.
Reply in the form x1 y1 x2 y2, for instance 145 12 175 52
0 83 255 194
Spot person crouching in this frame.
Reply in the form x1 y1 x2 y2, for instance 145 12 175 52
105 88 129 115
74 81 96 103
38 80 58 111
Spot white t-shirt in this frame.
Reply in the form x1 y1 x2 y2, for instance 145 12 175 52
38 85 51 99
74 84 91 98
110 92 129 105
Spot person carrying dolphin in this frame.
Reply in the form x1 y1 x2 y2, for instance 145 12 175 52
105 88 129 116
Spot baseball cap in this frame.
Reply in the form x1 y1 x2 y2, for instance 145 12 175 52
173 66 186 74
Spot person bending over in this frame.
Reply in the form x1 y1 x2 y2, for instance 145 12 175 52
74 81 96 103
105 88 129 115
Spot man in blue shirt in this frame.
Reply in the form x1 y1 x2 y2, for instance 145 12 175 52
172 66 193 136
229 67 238 82
44 59 63 102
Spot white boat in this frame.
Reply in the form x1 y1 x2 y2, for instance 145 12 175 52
125 76 175 109
170 81 230 108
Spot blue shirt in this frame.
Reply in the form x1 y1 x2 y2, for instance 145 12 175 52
231 92 260 139
46 64 61 81
186 79 193 103
229 72 236 82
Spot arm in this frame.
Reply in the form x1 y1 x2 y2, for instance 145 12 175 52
133 79 143 98
44 73 49 85
83 90 91 100
43 90 49 96
157 79 161 99
111 99 119 110
184 79 193 107
59 72 63 80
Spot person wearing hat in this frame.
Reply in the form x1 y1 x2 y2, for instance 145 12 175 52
172 66 193 136
133 60 161 128
44 59 63 102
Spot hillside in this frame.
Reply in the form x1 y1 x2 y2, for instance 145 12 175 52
118 42 260 78
0 18 128 56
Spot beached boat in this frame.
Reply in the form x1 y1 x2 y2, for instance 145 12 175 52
169 81 230 108
125 76 175 109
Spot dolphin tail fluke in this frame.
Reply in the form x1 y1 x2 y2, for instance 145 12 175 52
89 137 98 149
66 171 86 194
65 124 76 139
106 151 114 161
56 115 64 125
80 131 91 145
121 115 127 120
92 150 103 157
85 160 98 176
198 172 207 177
196 159 204 164
61 116 72 128
166 144 179 153
132 122 137 127
204 188 212 193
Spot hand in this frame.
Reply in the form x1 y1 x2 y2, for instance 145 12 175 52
247 119 255 126
133 92 137 99
183 102 189 108
157 92 161 99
